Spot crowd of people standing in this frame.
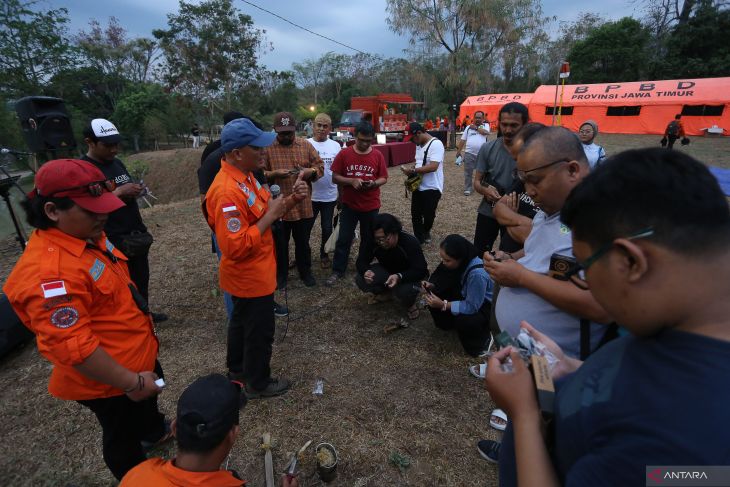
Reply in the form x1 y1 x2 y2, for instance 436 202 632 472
4 99 728 487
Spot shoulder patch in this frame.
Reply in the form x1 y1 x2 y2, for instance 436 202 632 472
222 203 237 213
42 295 72 311
41 280 67 298
105 239 115 253
50 307 79 329
559 224 571 235
89 259 106 281
226 217 242 233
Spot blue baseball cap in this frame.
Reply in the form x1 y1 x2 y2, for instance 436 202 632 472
221 118 276 152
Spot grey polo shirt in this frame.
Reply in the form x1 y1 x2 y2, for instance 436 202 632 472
494 210 607 359
475 138 517 218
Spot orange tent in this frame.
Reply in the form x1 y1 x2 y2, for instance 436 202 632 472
459 93 533 127
529 77 730 136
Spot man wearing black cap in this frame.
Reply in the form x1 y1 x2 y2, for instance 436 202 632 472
81 118 167 323
121 374 299 486
401 122 445 244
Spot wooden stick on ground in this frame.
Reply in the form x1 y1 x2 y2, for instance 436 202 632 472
262 432 275 487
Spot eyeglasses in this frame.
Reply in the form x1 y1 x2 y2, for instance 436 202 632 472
565 228 655 290
514 158 570 183
579 129 594 135
50 180 116 197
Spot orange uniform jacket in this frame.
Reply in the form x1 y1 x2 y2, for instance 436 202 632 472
120 457 245 486
2 228 158 401
205 160 276 298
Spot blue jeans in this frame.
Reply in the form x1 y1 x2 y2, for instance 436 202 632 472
212 233 233 320
332 205 378 275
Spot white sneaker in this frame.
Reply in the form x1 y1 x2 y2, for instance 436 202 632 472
469 363 487 379
464 190 471 196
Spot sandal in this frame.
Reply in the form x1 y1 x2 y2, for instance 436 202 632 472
489 408 508 431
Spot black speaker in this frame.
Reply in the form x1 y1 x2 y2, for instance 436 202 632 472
0 294 33 359
14 96 77 153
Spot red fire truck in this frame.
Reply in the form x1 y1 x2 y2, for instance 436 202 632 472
336 93 423 140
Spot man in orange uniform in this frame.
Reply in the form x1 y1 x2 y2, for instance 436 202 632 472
121 374 299 487
3 159 169 480
205 118 308 399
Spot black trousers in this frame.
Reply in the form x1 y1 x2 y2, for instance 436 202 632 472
667 134 679 149
411 189 441 243
228 294 275 391
312 200 337 258
354 263 419 307
473 213 511 256
427 263 490 356
77 361 166 480
273 217 315 288
332 205 378 276
429 301 491 356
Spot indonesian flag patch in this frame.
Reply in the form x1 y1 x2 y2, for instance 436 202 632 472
222 203 237 213
41 281 67 298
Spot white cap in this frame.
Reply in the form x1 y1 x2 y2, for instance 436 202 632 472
90 118 122 143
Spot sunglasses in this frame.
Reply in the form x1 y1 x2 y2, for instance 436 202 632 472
565 228 655 290
50 180 117 197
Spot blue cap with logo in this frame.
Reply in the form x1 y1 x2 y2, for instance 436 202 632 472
221 118 276 152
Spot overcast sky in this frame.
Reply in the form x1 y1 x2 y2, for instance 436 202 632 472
53 0 637 72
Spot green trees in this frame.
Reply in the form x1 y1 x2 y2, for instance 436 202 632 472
568 18 651 83
153 0 264 105
0 0 77 96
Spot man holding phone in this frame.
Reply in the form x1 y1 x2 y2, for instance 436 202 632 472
326 121 388 286
262 112 324 289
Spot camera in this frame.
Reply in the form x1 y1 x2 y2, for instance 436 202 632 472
548 253 576 281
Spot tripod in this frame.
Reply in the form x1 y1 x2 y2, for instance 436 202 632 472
0 149 34 251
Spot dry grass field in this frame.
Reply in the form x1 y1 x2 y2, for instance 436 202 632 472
0 133 728 486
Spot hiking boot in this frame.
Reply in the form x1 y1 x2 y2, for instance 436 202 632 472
274 301 289 317
245 378 290 399
477 439 501 463
301 274 317 287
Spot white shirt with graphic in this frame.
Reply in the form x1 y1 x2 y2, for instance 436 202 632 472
308 138 342 202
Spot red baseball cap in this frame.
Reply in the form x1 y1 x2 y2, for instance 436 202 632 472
32 159 125 214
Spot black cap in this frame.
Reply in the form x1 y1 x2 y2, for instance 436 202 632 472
409 122 425 134
176 374 243 452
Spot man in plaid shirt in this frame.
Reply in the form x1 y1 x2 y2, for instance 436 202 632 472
263 112 324 288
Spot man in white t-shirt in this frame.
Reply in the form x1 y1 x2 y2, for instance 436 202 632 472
456 110 489 196
400 122 445 244
307 113 342 268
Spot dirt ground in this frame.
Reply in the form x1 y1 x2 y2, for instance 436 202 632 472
0 133 728 487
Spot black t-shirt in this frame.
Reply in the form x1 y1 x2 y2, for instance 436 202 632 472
200 140 221 164
499 180 539 253
198 142 267 195
81 155 147 238
191 126 200 136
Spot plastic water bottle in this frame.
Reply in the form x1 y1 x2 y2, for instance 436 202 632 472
455 155 463 166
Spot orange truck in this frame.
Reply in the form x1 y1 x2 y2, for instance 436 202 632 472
336 93 422 139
